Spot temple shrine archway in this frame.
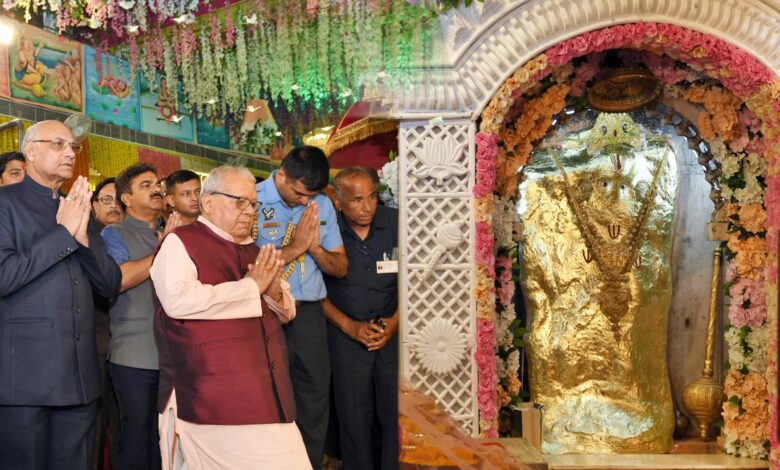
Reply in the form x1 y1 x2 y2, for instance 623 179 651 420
394 0 780 462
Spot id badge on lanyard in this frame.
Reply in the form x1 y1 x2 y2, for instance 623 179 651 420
376 248 398 274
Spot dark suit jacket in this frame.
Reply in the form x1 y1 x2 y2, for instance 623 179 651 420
0 176 121 406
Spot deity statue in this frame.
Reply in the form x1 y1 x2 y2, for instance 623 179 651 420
519 111 677 453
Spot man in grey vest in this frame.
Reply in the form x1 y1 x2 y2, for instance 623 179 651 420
101 163 180 470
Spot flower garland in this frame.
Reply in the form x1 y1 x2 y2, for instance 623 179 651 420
235 120 280 155
5 0 205 34
111 1 436 133
378 152 399 208
719 119 772 458
4 0 437 135
473 23 779 461
496 83 569 197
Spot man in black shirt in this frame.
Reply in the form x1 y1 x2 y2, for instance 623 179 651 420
322 166 398 470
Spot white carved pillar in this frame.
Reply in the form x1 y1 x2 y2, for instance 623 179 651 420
398 119 478 434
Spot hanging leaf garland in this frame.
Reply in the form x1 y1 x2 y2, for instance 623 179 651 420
197 27 218 116
275 4 296 107
163 35 179 111
222 48 242 114
210 14 225 114
235 10 248 96
177 27 192 109
245 23 264 101
316 0 331 107
329 4 347 102
106 0 439 128
344 0 363 90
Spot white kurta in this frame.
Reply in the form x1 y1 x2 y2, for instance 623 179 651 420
151 216 311 470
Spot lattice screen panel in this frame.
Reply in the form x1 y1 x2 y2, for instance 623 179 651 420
399 120 478 434
401 124 471 195
405 198 471 266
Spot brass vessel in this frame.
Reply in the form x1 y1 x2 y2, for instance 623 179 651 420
682 245 725 440
587 67 662 112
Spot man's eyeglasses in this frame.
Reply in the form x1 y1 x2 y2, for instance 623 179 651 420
97 195 117 206
210 192 261 211
31 139 83 153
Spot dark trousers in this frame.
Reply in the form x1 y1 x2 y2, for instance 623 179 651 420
95 357 119 470
284 302 331 470
0 401 97 470
107 362 161 470
331 352 398 470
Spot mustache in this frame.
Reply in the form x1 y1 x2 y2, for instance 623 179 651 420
107 210 121 216
150 192 163 199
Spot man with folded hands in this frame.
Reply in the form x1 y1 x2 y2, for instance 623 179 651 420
151 165 309 469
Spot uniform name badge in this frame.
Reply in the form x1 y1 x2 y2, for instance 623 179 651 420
376 260 398 274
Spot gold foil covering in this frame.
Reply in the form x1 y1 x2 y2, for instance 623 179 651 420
519 114 677 454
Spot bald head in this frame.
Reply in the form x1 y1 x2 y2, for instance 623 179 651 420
23 120 77 191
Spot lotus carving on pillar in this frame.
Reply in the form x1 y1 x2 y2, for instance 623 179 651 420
411 135 468 185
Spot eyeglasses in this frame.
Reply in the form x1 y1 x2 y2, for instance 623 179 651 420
31 139 83 153
97 195 117 205
210 192 261 211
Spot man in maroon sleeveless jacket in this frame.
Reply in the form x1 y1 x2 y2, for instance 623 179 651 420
150 166 310 469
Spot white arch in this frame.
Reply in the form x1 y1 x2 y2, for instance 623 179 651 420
389 0 780 119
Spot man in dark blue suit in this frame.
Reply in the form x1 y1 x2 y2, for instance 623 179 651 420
0 120 121 470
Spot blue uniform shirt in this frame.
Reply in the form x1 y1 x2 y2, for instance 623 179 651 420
255 172 343 301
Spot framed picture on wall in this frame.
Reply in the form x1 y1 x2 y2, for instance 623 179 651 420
138 71 194 142
0 44 10 97
84 46 141 130
8 23 83 112
195 111 230 149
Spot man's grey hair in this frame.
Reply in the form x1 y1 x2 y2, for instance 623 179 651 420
202 165 255 195
332 166 379 199
21 122 42 153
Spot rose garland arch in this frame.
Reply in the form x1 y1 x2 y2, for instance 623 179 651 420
390 0 780 118
470 23 779 461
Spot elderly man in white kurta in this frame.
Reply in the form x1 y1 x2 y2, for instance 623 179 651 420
150 166 310 469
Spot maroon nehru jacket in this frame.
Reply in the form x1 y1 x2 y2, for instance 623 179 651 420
154 221 296 425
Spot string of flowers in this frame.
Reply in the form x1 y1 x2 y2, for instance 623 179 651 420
473 24 779 462
114 1 435 129
378 151 399 208
474 128 498 437
719 131 771 458
4 0 206 33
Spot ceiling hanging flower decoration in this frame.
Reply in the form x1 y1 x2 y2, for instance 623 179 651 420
408 318 469 375
2 0 440 133
3 0 208 33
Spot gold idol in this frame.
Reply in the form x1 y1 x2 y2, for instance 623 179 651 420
521 113 676 453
